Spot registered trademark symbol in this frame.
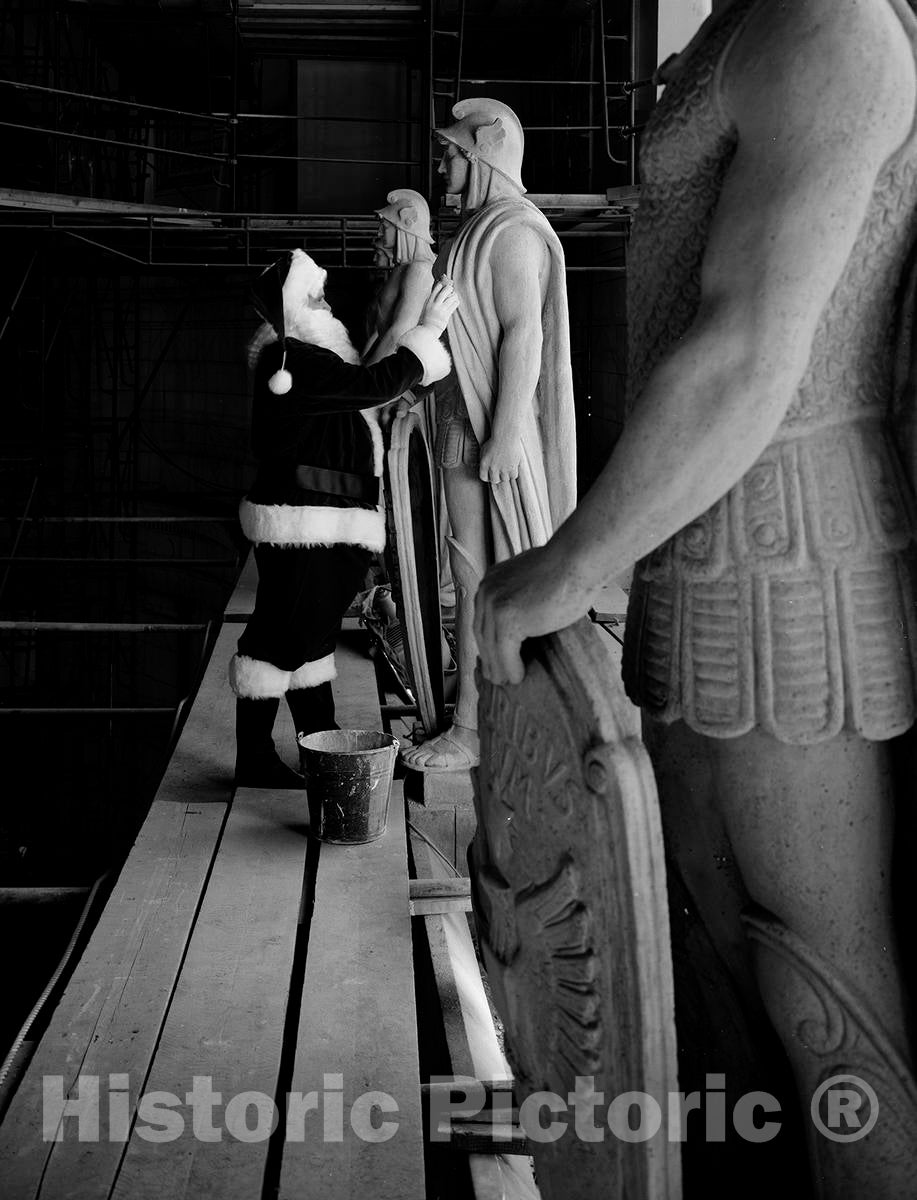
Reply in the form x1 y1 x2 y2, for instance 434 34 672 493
810 1075 879 1143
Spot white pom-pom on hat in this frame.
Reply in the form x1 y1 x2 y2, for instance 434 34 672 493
268 344 292 394
269 368 292 394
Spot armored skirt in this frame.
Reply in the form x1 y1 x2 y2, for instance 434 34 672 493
621 0 917 745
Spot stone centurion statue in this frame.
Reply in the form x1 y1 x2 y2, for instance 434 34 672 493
474 0 917 1193
363 187 436 366
401 97 577 773
364 187 455 728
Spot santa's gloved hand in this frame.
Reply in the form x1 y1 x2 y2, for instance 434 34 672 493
418 276 460 337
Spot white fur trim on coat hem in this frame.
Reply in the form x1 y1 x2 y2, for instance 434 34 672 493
397 326 451 386
229 653 291 698
288 652 337 690
239 499 385 552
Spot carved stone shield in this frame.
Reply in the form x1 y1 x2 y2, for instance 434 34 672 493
471 619 681 1199
384 407 447 736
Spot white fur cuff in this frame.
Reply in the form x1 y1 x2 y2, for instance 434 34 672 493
288 652 337 690
397 326 452 386
229 653 291 698
239 499 386 552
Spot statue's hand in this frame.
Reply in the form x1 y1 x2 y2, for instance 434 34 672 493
474 546 585 685
478 435 522 484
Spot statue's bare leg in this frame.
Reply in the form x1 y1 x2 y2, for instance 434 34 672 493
651 720 917 1195
401 460 490 771
643 718 775 1090
714 731 908 1046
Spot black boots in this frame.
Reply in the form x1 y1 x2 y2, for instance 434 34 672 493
234 685 338 788
234 697 304 789
285 682 338 739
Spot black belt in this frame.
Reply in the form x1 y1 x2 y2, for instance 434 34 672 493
295 464 379 504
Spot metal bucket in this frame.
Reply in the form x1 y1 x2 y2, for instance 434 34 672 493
297 729 398 844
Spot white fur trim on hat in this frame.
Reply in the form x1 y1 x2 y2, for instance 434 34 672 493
288 652 337 691
397 327 452 387
229 653 291 698
239 499 386 552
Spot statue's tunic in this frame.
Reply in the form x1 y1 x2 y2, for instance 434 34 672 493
622 0 917 744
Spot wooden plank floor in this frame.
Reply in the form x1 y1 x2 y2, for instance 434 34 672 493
0 553 426 1200
279 778 424 1200
411 835 539 1200
0 613 237 1198
111 788 308 1200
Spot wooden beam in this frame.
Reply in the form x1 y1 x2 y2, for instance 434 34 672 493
0 620 238 1197
7 516 237 523
410 835 510 1086
0 707 175 717
223 550 258 622
410 832 540 1200
111 788 309 1199
0 621 207 632
0 187 208 217
421 1080 515 1100
409 878 471 900
0 802 228 1198
450 1122 533 1157
410 895 472 916
279 779 424 1200
409 879 471 915
0 887 90 905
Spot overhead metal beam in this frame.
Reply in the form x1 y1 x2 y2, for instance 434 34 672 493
0 557 237 565
6 516 236 522
0 189 208 218
0 707 176 716
0 622 207 632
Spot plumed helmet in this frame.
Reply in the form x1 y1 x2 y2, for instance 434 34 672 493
434 97 525 192
249 248 328 395
374 188 434 244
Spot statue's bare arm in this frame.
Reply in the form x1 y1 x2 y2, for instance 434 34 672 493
365 262 434 366
479 224 549 484
474 0 916 683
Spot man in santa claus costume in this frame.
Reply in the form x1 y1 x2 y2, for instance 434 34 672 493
231 248 458 787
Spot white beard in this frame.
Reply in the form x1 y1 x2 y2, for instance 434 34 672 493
288 304 361 365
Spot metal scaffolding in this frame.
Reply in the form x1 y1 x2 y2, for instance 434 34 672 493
0 192 631 270
428 0 655 191
0 0 646 881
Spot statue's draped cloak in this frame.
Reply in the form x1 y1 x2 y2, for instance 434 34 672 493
441 197 577 559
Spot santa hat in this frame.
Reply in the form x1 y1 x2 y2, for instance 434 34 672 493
250 249 327 394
